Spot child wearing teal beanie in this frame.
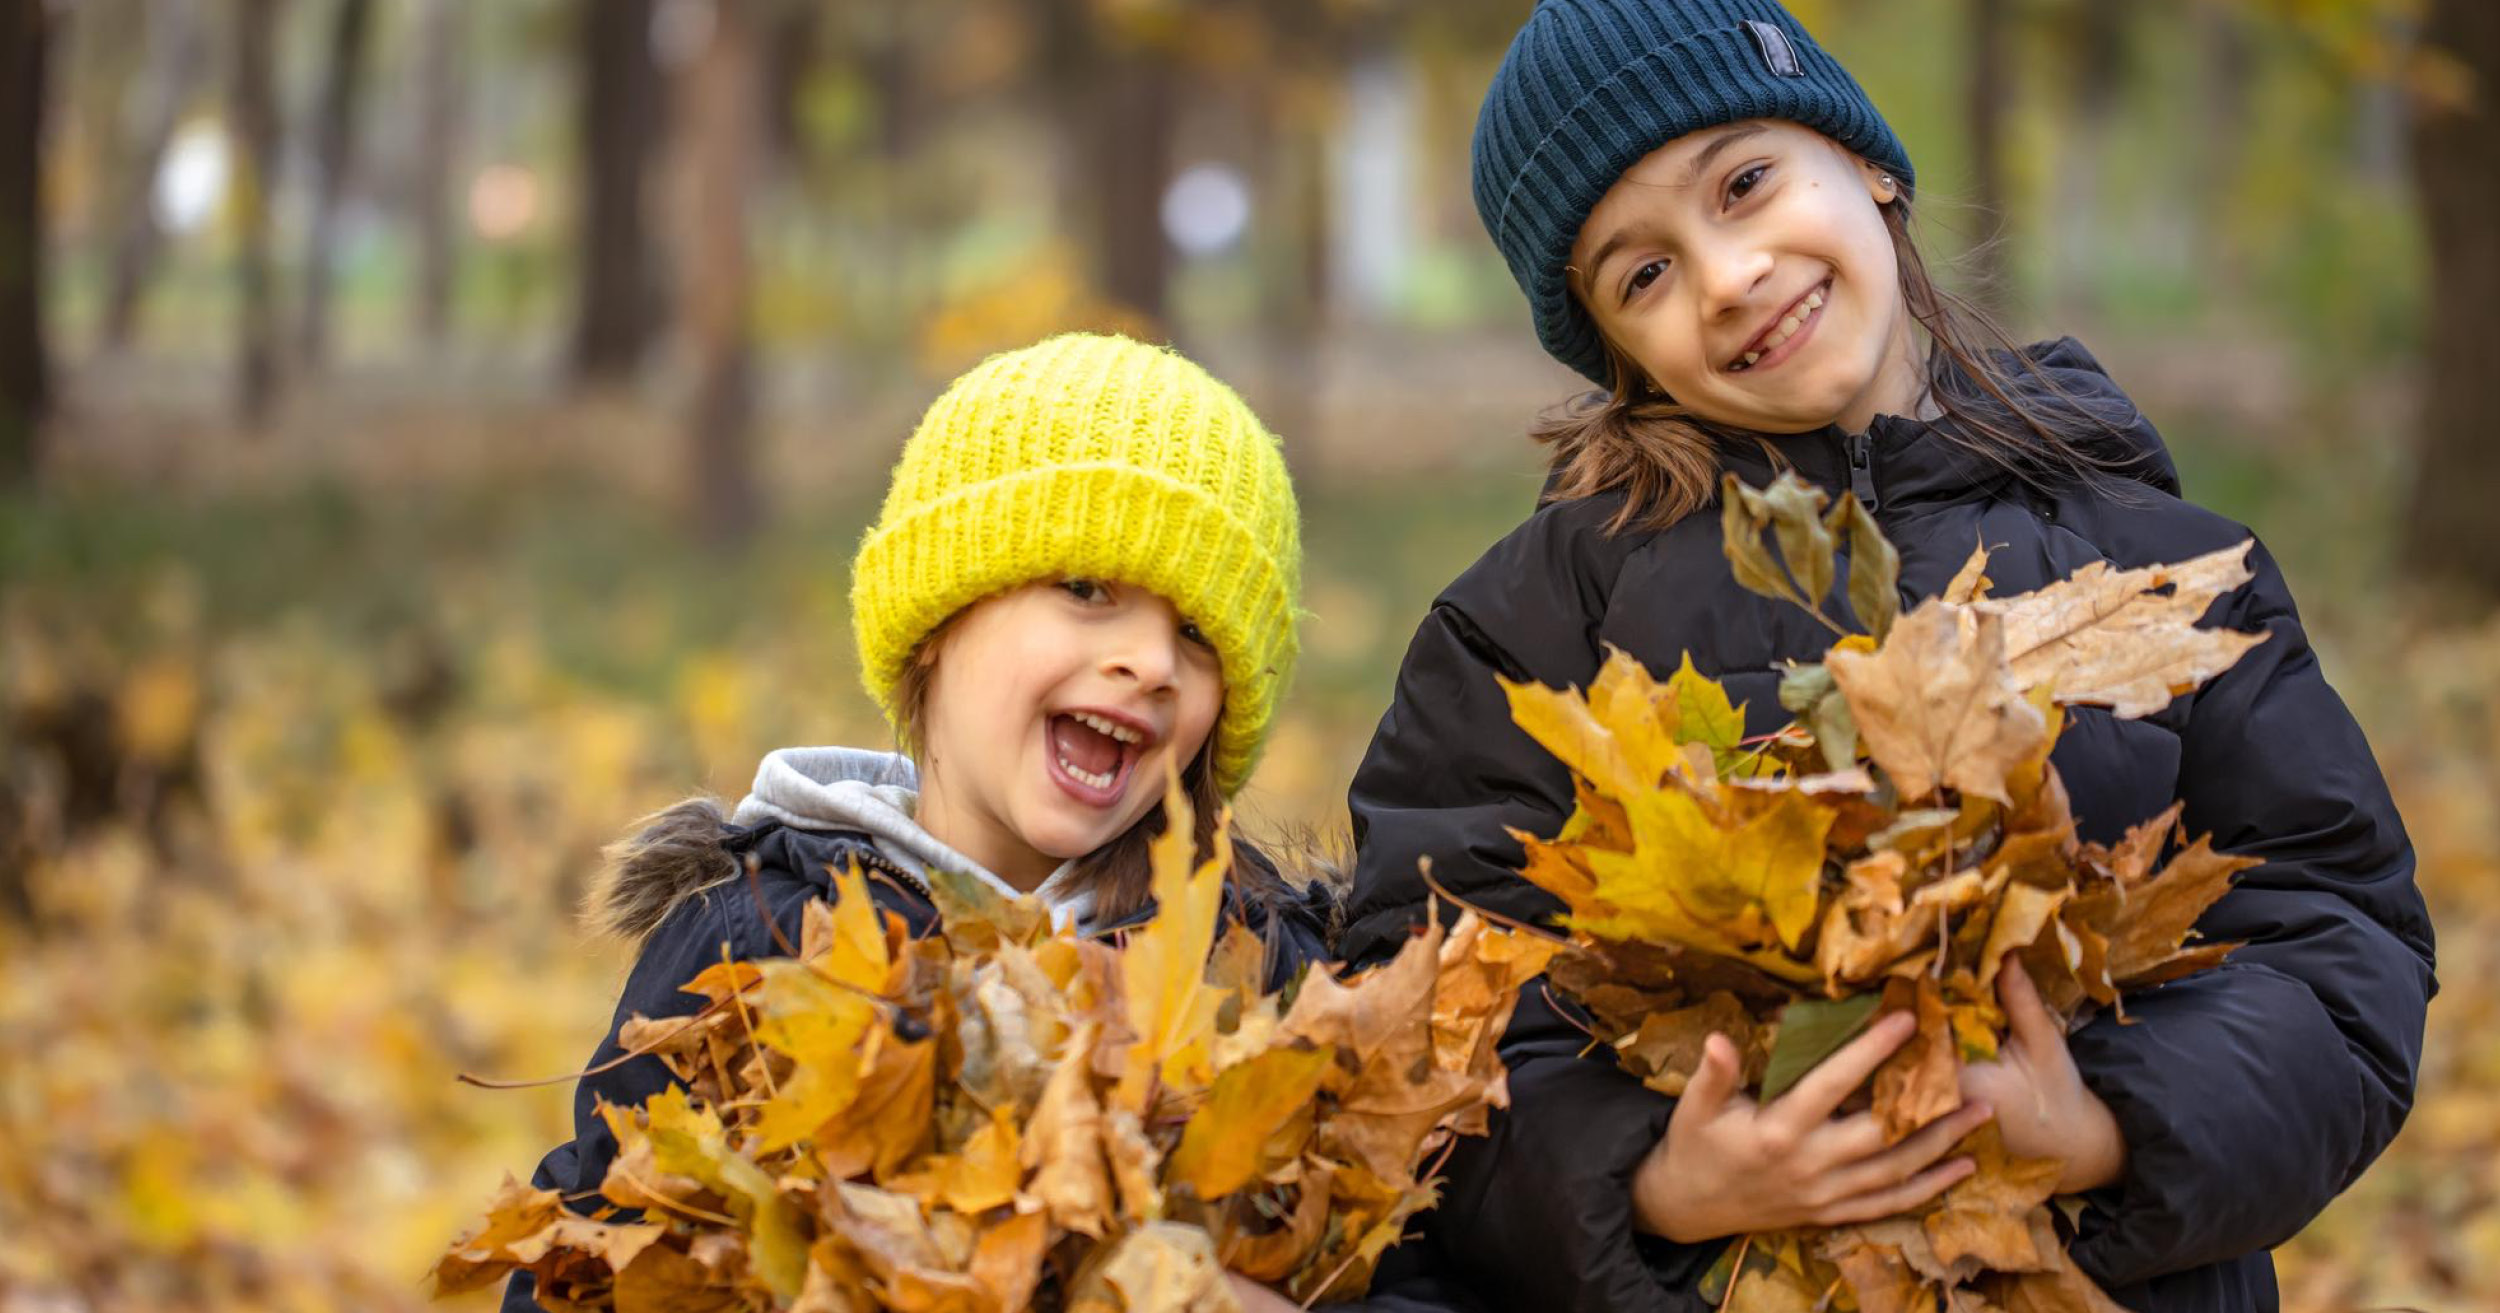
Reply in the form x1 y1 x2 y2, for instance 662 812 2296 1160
1341 3 2432 1311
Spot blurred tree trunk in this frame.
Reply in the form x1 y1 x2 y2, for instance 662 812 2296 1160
2401 0 2500 600
298 0 374 370
0 0 49 487
1964 0 2014 315
1094 49 1175 331
1252 74 1334 462
573 0 664 387
1040 3 1175 334
677 0 759 547
101 1 206 352
230 0 287 426
2192 0 2254 305
858 5 926 356
410 0 464 347
759 1 817 167
2046 0 2129 320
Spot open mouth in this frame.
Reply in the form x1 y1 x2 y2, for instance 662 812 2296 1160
1045 709 1152 805
1727 279 1831 374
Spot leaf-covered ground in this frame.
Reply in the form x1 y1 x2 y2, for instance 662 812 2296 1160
2 466 2491 1309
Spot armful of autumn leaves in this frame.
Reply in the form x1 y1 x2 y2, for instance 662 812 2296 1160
434 780 1559 1312
1501 472 2271 1313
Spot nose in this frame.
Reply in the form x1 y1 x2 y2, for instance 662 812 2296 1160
1100 609 1183 692
1693 236 1774 324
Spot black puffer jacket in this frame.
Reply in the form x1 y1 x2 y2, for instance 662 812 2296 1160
1339 339 2435 1312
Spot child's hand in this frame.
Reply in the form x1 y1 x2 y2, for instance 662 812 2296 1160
1633 1011 1994 1243
1959 955 2127 1195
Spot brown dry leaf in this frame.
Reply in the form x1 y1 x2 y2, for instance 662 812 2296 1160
968 1210 1052 1312
2103 832 2258 985
1944 540 1996 604
1217 1166 1336 1282
1872 976 1962 1143
1727 1259 1827 1313
613 1241 742 1313
1080 1222 1241 1312
432 1174 568 1292
814 1026 937 1183
1289 1163 1441 1304
1923 1125 2064 1273
1615 992 1755 1096
929 1107 1023 1216
1828 599 2048 804
1988 541 2267 718
1816 1227 1928 1313
1978 884 2070 993
1022 1022 1115 1238
1984 1254 2132 1313
1430 910 1560 1075
1103 1106 1166 1223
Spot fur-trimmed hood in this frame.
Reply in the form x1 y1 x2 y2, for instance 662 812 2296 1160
593 747 1094 944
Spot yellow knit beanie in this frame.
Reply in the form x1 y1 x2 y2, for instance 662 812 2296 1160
852 333 1302 795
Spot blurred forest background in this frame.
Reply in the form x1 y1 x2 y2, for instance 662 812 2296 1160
3 0 2498 1308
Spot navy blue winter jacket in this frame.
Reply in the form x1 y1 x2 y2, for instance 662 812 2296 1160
502 818 1479 1311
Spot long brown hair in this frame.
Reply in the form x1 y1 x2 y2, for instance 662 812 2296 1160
891 612 1296 928
1536 189 2142 534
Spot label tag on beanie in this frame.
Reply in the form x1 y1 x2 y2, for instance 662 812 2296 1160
1745 20 1805 77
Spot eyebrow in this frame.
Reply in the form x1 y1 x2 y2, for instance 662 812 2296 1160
1579 123 1772 297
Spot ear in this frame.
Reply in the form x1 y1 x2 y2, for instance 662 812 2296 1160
1859 159 1899 205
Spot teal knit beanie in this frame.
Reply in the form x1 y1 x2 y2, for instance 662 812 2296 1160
1472 0 1915 386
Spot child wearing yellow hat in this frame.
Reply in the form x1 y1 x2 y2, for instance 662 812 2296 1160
502 333 1343 1313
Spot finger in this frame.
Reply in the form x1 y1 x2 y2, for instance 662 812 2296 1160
1823 1099 1994 1201
1813 1155 1979 1228
1998 953 2063 1053
1678 1033 1742 1120
1959 1062 2017 1111
1773 1009 1914 1128
1804 1109 1894 1167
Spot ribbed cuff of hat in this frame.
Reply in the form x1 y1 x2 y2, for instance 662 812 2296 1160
852 463 1296 796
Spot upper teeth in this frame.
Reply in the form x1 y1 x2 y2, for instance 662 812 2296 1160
1072 712 1142 745
1737 287 1825 369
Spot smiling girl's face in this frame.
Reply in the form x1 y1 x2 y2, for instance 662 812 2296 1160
911 578 1224 891
1568 119 1924 435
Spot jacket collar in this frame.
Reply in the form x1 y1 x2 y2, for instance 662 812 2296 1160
1714 337 2179 513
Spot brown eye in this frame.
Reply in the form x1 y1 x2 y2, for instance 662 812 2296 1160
1629 259 1668 293
1058 578 1106 603
1728 164 1768 204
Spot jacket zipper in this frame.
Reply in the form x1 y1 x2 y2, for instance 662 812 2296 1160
1843 432 1880 511
846 845 932 902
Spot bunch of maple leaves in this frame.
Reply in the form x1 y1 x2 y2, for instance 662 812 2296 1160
1499 472 2272 1313
434 782 1556 1311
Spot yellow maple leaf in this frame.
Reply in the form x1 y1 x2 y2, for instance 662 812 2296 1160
1167 1044 1335 1200
1114 772 1230 1112
1578 782 1834 958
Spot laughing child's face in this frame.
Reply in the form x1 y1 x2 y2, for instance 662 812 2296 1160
913 578 1224 890
1568 119 1923 435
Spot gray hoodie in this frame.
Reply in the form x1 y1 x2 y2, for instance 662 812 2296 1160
730 746 1098 932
